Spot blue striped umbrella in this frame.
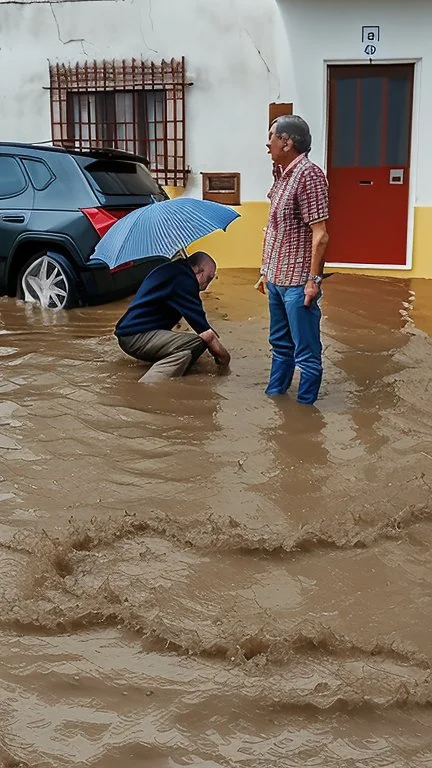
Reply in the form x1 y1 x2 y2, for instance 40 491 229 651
90 197 240 269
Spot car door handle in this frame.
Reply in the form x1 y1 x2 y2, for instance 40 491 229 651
1 214 25 223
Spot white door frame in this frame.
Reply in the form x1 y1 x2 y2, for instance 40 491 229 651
323 58 421 270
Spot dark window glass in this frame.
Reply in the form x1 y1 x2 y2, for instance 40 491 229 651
74 157 164 197
359 77 384 167
67 89 166 170
331 67 413 170
386 78 410 166
0 156 27 197
332 78 357 168
22 158 55 190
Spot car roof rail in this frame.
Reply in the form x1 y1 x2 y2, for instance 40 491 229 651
0 141 150 167
68 146 151 167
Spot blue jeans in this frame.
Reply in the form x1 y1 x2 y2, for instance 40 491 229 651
266 282 322 404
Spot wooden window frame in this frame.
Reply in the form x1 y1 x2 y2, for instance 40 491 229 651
49 58 188 187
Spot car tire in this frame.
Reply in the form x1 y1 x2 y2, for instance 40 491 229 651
17 252 79 310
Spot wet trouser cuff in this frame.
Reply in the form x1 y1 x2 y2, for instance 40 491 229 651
265 356 295 396
296 370 322 405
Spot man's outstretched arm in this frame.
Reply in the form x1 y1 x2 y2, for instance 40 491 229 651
169 281 231 368
199 329 231 368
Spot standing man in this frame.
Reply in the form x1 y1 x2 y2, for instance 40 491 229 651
258 115 329 405
115 251 230 383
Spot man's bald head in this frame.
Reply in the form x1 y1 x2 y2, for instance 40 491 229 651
188 251 217 291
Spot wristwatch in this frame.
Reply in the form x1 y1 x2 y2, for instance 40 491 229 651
308 274 323 285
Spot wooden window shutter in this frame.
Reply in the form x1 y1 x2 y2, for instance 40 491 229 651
269 102 293 128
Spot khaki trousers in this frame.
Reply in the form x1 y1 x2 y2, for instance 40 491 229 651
118 330 207 382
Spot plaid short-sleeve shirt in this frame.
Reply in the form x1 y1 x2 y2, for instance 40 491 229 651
261 154 329 286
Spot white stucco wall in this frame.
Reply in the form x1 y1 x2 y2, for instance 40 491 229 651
275 0 432 207
3 0 431 210
0 0 280 200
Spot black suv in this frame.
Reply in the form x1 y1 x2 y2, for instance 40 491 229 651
0 143 170 309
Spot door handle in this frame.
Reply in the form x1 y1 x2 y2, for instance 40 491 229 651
1 214 25 223
359 180 373 185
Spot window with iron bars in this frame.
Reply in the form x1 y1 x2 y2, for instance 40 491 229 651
49 58 188 187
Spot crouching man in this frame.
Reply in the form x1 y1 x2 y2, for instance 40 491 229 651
115 251 231 383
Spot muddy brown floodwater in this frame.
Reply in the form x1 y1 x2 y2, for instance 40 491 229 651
1 270 432 768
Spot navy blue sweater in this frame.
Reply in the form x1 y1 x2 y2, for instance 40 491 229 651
115 260 211 337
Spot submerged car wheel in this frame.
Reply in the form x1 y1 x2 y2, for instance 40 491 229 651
18 253 78 310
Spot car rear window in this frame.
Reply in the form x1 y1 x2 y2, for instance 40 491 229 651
74 157 164 197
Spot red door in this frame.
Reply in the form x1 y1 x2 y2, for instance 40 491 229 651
327 64 414 266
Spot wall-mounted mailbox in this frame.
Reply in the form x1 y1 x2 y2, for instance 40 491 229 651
201 172 240 205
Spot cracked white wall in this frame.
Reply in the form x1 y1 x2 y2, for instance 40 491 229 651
0 0 281 201
276 0 432 207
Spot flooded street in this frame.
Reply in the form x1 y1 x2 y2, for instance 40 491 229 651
1 269 432 768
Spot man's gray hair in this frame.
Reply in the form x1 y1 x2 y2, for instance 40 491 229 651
272 115 312 155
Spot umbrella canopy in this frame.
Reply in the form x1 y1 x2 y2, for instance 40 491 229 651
90 197 240 269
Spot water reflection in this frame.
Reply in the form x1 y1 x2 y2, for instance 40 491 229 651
0 272 432 768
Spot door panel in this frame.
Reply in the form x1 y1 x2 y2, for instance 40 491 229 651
327 64 414 266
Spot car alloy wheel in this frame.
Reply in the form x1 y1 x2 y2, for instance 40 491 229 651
21 254 73 310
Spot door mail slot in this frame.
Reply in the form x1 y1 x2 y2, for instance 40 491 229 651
359 180 373 185
390 169 404 185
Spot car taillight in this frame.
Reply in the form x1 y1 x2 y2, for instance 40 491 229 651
107 209 135 220
82 206 136 237
81 207 119 238
110 261 134 273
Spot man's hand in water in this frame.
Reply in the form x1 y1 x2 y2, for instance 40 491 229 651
200 329 231 368
213 348 231 367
